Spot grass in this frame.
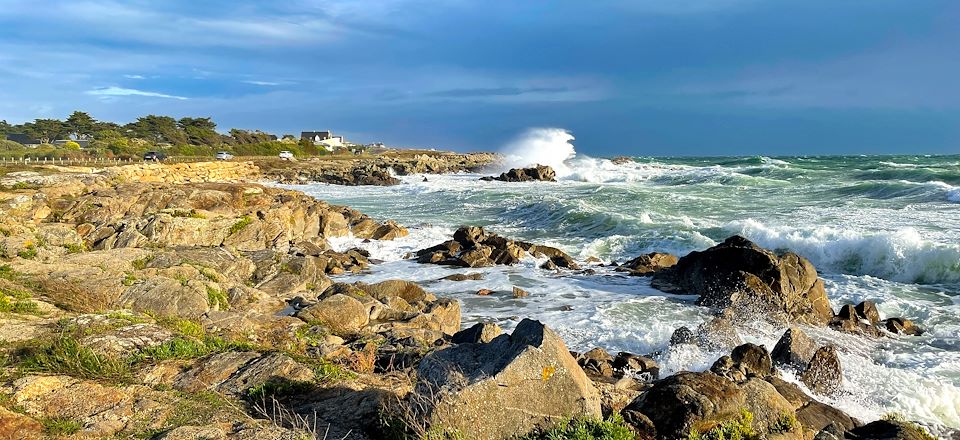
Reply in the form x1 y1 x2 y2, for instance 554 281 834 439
228 215 253 235
0 265 14 280
313 358 356 383
206 286 230 311
17 336 133 382
64 242 86 254
131 255 154 270
17 244 37 259
0 293 42 316
122 272 138 286
41 416 84 435
520 415 634 440
686 409 758 440
132 336 252 363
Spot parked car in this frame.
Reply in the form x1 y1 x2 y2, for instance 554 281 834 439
278 150 294 160
215 151 234 160
143 151 167 161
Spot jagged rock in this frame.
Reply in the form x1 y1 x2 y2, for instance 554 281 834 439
451 322 503 344
481 165 557 182
617 252 679 276
412 319 601 439
731 343 774 377
855 301 881 325
415 226 578 270
371 221 408 240
772 326 818 370
847 420 933 440
796 401 860 436
119 277 210 318
440 272 484 282
651 236 834 325
512 286 529 298
621 371 797 439
884 317 924 336
696 317 743 350
670 326 696 345
800 345 843 395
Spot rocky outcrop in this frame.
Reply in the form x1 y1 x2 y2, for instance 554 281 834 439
651 236 834 325
830 300 924 337
616 252 678 276
770 327 844 396
294 280 461 344
105 161 260 183
410 319 601 439
480 165 556 182
260 152 499 185
415 226 579 269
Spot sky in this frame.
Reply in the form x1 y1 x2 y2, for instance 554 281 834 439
1 0 958 156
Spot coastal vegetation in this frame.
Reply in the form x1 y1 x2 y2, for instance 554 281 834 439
0 111 353 159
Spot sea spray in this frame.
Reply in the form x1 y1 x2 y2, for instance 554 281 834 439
500 128 577 176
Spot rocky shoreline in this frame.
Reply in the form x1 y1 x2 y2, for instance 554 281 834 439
0 160 947 439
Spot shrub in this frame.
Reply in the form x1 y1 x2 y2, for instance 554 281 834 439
687 409 758 440
0 265 14 280
41 417 83 435
17 244 37 259
132 336 253 363
131 255 154 270
64 242 86 254
770 412 798 433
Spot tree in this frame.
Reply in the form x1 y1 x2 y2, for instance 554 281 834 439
65 111 96 140
177 117 220 145
0 120 11 138
124 115 186 144
25 119 67 144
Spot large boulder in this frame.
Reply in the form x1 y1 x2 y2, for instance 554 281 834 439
617 252 679 276
411 319 601 439
415 226 579 270
771 326 819 370
621 371 798 439
651 236 834 325
480 165 557 182
799 345 843 396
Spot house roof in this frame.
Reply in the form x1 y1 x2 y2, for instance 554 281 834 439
301 131 332 139
6 133 40 145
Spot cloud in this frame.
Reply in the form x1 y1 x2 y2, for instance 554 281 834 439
86 86 188 100
123 74 146 79
242 80 283 86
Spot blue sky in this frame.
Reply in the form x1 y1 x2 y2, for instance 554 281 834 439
1 0 958 156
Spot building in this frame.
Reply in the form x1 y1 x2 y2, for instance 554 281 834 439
6 133 41 146
301 130 345 151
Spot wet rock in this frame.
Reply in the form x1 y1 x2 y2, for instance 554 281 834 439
847 419 933 440
651 236 834 325
481 165 557 182
617 252 679 276
855 301 881 325
670 326 696 345
621 371 796 439
696 317 743 350
415 226 579 270
730 343 774 377
884 317 924 336
799 345 843 396
412 319 601 440
512 286 529 298
476 289 493 296
771 326 818 370
440 272 484 282
371 221 408 240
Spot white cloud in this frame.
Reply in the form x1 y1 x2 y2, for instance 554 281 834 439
86 86 188 100
242 80 283 86
123 74 146 79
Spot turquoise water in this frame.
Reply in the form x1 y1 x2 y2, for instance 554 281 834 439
283 153 960 432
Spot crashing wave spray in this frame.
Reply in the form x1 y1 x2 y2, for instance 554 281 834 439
500 128 578 177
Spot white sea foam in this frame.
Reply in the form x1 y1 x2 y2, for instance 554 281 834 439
725 219 960 284
948 186 960 202
500 128 577 177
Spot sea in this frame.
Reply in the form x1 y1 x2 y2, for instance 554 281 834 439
278 129 960 433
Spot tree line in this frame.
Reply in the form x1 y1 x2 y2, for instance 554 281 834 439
0 111 340 158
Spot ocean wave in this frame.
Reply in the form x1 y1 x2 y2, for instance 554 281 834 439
725 219 960 284
855 168 960 186
834 180 959 202
948 187 960 203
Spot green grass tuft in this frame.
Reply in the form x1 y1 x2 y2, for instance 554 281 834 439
18 336 132 381
686 409 758 440
64 242 86 254
521 414 635 440
206 286 230 311
131 255 154 270
228 215 253 235
17 244 37 259
132 336 254 363
41 417 84 435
